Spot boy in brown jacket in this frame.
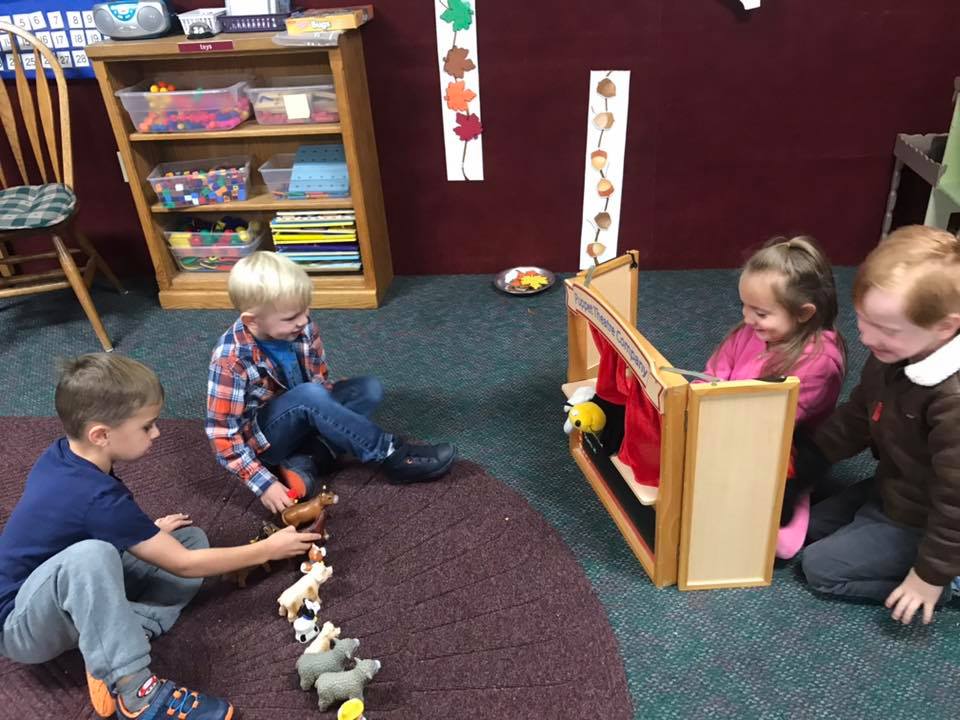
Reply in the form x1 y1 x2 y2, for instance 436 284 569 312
802 225 960 625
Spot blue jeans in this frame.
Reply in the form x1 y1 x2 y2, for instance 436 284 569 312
257 376 392 465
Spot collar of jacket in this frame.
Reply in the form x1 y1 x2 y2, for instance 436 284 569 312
905 332 960 387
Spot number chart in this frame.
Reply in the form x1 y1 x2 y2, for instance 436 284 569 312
1 1 103 79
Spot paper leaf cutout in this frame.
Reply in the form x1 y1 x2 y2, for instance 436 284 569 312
454 113 483 142
444 81 477 112
443 46 476 79
440 0 475 31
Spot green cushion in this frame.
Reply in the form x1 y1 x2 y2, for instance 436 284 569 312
0 184 76 231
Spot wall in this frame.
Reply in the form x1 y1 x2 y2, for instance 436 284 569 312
15 1 960 275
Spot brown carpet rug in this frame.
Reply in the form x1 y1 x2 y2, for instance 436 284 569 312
0 418 632 719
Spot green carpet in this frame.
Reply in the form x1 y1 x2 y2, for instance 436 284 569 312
1 268 958 719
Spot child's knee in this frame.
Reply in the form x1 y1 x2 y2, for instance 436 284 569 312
358 376 384 405
66 539 121 568
172 526 209 551
800 539 844 593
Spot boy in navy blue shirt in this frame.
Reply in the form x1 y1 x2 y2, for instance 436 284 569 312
0 354 322 719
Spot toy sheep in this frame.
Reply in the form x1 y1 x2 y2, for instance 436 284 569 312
277 562 333 621
296 638 360 690
304 621 340 654
313 658 381 711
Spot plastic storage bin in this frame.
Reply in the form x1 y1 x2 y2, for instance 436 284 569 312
116 76 251 133
164 217 262 250
245 76 338 125
169 229 264 272
148 156 251 208
176 8 226 37
258 154 294 197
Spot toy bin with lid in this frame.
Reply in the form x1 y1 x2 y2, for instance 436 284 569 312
245 76 338 125
116 75 251 133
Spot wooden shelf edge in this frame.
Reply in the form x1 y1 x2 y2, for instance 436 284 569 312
160 282 378 309
151 192 354 213
87 32 345 60
130 121 342 142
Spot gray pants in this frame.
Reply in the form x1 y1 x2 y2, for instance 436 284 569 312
0 526 207 686
802 481 951 602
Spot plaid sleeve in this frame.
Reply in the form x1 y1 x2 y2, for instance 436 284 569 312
305 321 330 385
205 357 276 496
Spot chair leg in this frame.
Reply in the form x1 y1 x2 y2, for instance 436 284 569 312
54 235 114 352
0 240 14 279
73 230 126 294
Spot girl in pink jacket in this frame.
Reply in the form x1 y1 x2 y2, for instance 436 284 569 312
705 236 846 559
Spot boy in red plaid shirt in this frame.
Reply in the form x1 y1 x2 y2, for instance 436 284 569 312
206 251 457 513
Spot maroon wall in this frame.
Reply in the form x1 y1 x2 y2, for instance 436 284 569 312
54 2 960 274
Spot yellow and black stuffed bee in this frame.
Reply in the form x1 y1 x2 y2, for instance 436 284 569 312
563 386 606 435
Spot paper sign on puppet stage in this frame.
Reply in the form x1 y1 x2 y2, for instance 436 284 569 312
434 0 484 181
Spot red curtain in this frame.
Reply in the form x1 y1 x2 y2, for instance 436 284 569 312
590 328 662 487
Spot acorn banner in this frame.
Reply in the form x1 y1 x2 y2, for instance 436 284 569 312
579 70 630 269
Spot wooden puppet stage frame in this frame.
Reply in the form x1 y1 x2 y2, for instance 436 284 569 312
564 252 800 590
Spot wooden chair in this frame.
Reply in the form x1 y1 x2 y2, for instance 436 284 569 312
0 21 123 351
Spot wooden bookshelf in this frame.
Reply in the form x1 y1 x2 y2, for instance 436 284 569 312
87 30 392 309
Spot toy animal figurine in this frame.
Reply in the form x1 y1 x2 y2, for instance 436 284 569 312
304 621 341 654
280 489 338 533
296 638 360 689
564 400 606 435
223 521 283 587
338 699 366 720
313 659 381 711
277 562 333 621
301 543 327 573
293 598 323 643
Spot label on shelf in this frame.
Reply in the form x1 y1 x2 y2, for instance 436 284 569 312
177 40 235 54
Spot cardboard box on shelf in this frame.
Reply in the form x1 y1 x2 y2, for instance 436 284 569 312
284 5 373 34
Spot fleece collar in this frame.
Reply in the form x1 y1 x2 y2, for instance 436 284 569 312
905 333 960 387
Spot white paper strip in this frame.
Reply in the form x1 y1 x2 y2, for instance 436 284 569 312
579 70 630 269
435 0 484 181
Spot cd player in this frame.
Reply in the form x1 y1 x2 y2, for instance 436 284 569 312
92 0 173 40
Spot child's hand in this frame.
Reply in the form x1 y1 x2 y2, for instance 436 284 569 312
261 482 296 513
261 526 324 561
884 568 943 625
154 513 192 534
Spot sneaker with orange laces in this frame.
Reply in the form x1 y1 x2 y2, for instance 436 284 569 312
86 671 116 718
115 680 233 720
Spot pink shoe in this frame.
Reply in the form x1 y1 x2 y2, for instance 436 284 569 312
776 492 810 559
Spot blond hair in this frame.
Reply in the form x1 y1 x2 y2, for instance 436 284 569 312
735 235 846 377
55 354 164 439
227 251 311 312
853 225 960 327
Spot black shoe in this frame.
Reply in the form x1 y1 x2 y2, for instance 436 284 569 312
382 440 457 484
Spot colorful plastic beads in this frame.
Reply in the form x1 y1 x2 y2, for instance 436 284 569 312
152 165 248 209
167 217 257 272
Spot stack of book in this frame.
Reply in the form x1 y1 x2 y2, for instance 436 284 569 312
270 210 361 272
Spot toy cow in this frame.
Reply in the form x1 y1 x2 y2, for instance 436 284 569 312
314 659 381 711
280 489 338 536
296 638 360 690
277 561 333 621
293 598 322 643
